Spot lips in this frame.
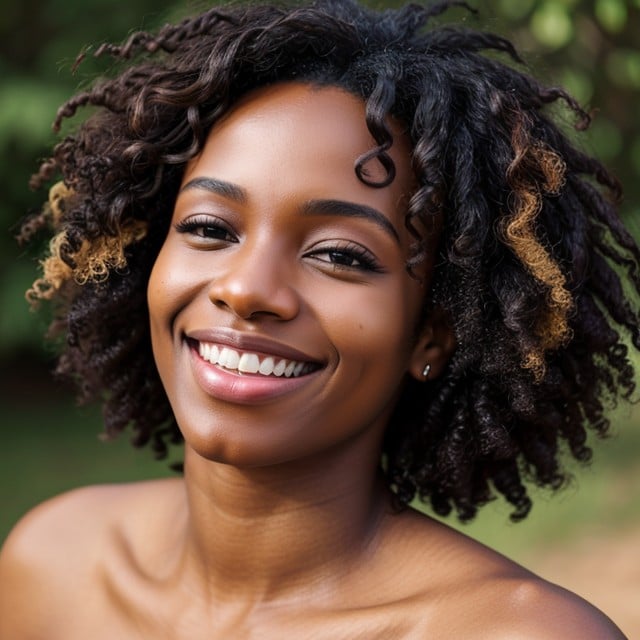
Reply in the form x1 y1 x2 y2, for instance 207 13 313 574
185 329 324 404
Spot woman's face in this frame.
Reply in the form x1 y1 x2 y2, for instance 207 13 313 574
148 82 434 467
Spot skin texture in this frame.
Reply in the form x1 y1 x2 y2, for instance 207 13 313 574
0 84 627 639
147 83 444 469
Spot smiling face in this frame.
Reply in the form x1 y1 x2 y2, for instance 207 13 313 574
148 82 441 468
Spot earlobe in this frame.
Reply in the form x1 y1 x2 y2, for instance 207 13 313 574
408 307 456 382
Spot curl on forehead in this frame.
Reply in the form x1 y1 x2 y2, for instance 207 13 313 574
187 83 405 171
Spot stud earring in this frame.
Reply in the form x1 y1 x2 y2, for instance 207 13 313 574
422 363 431 380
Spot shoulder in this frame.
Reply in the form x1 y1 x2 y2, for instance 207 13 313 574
475 574 628 639
0 485 116 638
0 479 183 639
377 509 626 638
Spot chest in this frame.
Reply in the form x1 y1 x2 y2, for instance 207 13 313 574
65 582 431 640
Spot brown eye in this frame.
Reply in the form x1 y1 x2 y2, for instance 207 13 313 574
305 241 384 273
327 250 363 268
194 225 234 241
174 215 238 244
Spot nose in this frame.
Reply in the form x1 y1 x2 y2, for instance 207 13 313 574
207 243 300 321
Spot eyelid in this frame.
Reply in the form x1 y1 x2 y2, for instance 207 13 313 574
173 193 239 223
174 212 231 228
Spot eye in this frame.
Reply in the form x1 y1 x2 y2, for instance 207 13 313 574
305 241 384 274
174 215 238 245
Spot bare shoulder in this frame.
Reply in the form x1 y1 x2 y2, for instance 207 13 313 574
377 508 627 639
0 478 184 639
480 574 628 639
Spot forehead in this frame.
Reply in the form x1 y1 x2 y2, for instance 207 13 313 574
182 82 415 213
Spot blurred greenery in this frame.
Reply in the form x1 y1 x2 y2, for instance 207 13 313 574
0 0 183 357
0 392 175 543
1 0 639 551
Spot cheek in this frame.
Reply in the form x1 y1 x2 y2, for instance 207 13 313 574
146 241 197 382
324 277 424 379
147 240 202 329
147 246 174 339
305 282 422 447
147 248 174 390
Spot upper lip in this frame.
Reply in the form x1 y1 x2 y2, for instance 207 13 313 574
186 328 322 364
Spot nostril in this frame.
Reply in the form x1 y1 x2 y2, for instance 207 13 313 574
207 273 300 321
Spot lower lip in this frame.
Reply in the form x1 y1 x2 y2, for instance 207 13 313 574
188 345 320 405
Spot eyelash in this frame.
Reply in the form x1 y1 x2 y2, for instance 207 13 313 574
174 216 383 273
174 215 237 242
306 242 384 273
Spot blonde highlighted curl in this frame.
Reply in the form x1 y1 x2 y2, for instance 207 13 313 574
26 181 148 304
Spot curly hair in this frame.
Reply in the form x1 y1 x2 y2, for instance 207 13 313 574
21 0 640 522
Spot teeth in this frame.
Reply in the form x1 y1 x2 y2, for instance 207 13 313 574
259 357 275 376
223 348 239 369
273 359 286 376
238 353 260 374
198 342 313 378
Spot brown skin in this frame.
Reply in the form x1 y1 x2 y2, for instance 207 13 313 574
0 84 626 639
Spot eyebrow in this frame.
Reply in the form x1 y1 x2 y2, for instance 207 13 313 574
179 177 400 243
180 177 247 203
302 199 400 244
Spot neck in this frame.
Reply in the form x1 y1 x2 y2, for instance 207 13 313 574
180 440 390 602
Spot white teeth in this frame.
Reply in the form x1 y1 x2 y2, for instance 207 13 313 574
219 347 239 369
272 359 287 377
238 353 260 374
197 342 314 378
259 357 275 375
227 349 240 369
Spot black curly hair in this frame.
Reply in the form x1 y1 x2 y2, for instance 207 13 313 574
21 0 640 522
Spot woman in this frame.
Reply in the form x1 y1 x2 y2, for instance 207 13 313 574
0 1 634 637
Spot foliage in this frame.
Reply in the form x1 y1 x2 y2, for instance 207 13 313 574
1 0 639 356
0 0 181 356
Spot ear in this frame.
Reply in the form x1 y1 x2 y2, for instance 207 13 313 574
408 306 456 382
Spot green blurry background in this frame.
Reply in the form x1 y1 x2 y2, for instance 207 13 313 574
1 0 639 634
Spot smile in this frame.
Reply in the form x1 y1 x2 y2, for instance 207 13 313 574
197 342 317 378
